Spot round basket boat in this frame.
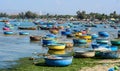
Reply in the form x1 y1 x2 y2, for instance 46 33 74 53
19 32 29 35
49 29 59 35
73 39 87 44
3 27 10 31
66 34 74 38
47 43 66 50
61 31 71 35
111 39 120 45
30 36 42 41
4 31 14 35
92 43 118 52
96 51 120 59
91 43 109 49
79 35 91 39
106 46 118 51
42 38 57 45
118 33 120 38
91 34 99 39
79 35 92 43
74 50 95 58
98 31 109 37
74 32 82 37
46 34 56 38
44 55 73 66
96 38 109 44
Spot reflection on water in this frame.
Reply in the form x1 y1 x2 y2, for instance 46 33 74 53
48 49 65 55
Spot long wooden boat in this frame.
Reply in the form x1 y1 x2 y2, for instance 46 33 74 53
18 27 36 30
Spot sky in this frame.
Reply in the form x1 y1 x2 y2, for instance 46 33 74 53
0 0 120 15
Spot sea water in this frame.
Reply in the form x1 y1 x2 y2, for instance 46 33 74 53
0 22 119 69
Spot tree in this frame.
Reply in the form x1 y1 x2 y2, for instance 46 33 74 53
0 13 8 17
18 12 25 19
76 11 86 19
25 11 39 19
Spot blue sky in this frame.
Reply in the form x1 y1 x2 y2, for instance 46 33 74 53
0 0 120 15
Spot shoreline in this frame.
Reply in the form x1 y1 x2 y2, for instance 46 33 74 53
0 57 120 71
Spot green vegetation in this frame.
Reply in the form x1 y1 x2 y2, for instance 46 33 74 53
76 10 120 21
0 57 100 71
0 10 120 21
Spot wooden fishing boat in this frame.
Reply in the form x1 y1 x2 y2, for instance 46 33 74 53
74 50 95 58
49 29 59 35
44 55 73 66
30 36 42 41
18 27 36 30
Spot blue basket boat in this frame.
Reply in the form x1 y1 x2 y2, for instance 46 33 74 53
106 46 118 51
97 51 120 59
61 31 71 35
19 32 29 35
46 34 56 38
73 39 87 44
92 43 118 51
92 43 109 49
4 31 14 35
111 39 120 45
98 31 109 38
44 55 73 66
96 38 109 44
91 34 99 39
42 38 57 45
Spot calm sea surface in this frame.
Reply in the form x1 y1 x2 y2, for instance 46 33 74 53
0 22 119 68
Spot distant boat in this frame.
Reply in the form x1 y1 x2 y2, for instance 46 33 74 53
30 36 42 41
18 26 36 30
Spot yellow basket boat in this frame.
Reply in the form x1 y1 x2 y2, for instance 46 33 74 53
79 35 92 43
48 43 66 50
79 35 91 39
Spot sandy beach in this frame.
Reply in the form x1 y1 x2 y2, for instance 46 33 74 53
79 59 120 71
